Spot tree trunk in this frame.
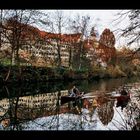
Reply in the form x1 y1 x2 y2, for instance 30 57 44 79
78 41 83 70
57 42 61 67
68 46 72 68
4 66 11 82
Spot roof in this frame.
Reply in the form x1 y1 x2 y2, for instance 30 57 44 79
5 18 82 43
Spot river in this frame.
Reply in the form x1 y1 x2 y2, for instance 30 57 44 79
0 77 140 130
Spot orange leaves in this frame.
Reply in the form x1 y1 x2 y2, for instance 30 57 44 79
45 33 82 43
99 28 115 48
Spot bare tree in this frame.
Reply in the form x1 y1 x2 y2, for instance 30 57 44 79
68 14 91 70
122 10 140 46
113 10 140 66
2 10 44 66
42 10 67 68
115 10 140 47
1 10 46 81
0 10 2 49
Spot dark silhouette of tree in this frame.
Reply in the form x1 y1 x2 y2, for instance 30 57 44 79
118 10 140 46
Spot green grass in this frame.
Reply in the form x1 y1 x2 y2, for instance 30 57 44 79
0 58 11 66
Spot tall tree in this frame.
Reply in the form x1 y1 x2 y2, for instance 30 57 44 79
121 10 140 46
99 28 115 48
99 28 116 64
68 14 91 70
113 10 140 65
3 10 44 66
0 10 2 49
1 10 46 81
43 10 67 67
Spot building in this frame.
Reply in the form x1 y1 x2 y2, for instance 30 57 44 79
1 20 116 68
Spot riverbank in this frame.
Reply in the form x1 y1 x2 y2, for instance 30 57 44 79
0 65 140 84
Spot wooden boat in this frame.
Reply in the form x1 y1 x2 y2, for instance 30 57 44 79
115 88 130 109
116 94 130 102
61 95 82 105
116 94 130 109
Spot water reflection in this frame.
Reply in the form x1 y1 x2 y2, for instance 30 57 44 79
97 100 114 125
0 89 68 130
0 77 140 130
0 89 132 130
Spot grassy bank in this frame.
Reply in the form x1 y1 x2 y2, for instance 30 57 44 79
0 64 140 84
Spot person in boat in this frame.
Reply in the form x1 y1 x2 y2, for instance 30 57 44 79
116 96 130 111
92 98 100 108
117 87 130 111
88 97 100 122
83 98 90 109
69 86 82 97
120 87 128 96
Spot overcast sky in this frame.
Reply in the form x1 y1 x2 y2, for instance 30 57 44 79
40 10 130 48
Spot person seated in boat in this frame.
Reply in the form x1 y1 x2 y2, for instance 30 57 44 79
116 96 130 111
92 98 100 108
69 86 81 97
120 87 128 96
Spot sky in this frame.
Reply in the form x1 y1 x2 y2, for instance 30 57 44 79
40 10 130 48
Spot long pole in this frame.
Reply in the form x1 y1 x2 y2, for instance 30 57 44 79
0 9 3 48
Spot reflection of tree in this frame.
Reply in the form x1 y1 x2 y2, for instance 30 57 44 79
124 98 140 130
0 86 21 130
0 86 65 130
1 88 117 130
23 98 90 130
1 85 129 130
97 97 115 126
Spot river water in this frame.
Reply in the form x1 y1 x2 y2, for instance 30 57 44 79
0 77 140 130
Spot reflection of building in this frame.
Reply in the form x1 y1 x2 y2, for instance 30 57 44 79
97 100 114 125
0 98 10 116
0 90 69 122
